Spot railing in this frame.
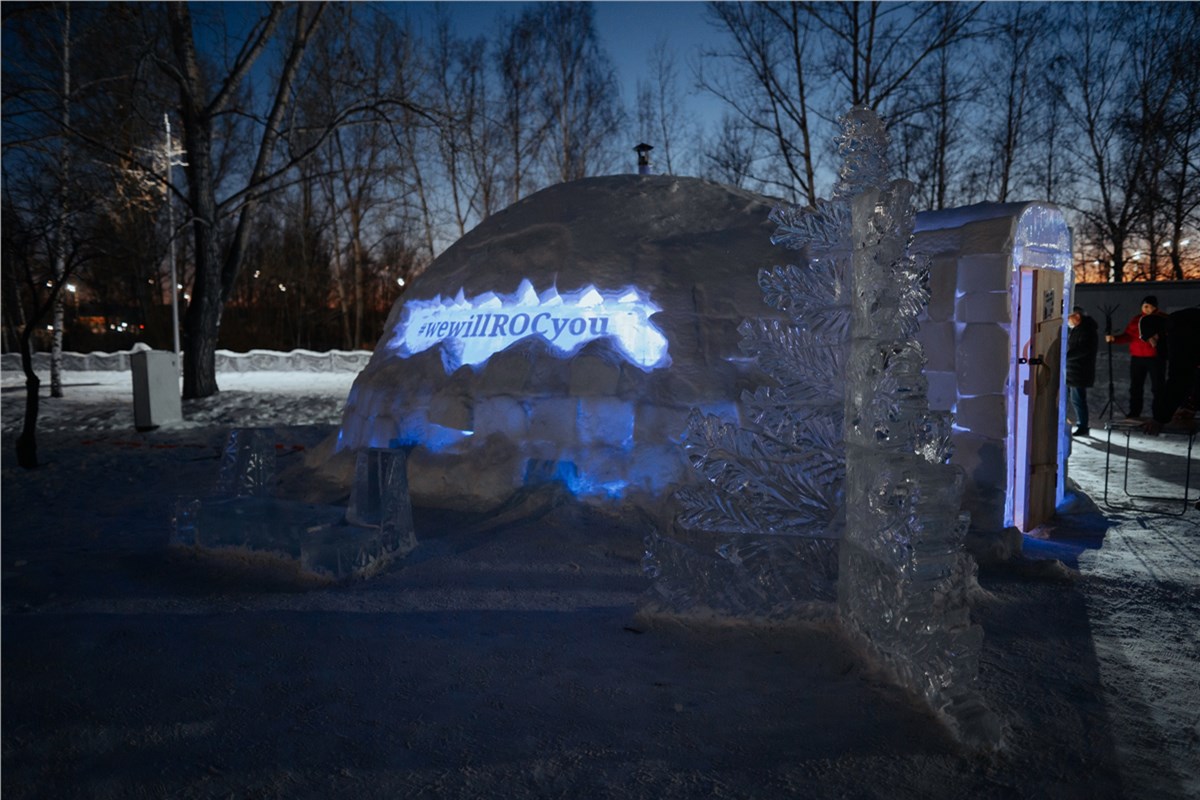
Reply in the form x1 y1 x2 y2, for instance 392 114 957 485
0 348 372 373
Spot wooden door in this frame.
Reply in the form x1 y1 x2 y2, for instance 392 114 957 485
1012 268 1064 531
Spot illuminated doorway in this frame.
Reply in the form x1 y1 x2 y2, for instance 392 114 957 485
1011 267 1065 531
913 202 1073 535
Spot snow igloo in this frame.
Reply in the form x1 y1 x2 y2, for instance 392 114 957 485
335 175 783 513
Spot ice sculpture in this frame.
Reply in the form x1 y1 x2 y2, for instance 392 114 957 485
649 106 1000 748
214 427 278 497
170 429 416 580
836 108 1000 748
651 124 858 616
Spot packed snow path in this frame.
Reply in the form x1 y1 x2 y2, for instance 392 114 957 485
1 371 1196 797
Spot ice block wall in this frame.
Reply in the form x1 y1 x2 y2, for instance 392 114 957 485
913 202 1073 535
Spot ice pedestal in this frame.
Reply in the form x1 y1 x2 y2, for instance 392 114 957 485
346 446 418 556
170 431 417 581
642 528 839 620
215 427 277 497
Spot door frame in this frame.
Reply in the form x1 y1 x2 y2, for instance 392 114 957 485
1010 267 1066 532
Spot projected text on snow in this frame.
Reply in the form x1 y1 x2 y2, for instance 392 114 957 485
389 280 670 371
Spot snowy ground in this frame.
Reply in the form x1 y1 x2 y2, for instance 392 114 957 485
2 369 1197 799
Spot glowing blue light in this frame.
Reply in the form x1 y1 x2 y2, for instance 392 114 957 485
387 279 671 372
366 422 470 454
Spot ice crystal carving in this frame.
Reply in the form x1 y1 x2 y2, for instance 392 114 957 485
833 106 892 199
649 105 999 749
836 115 1000 750
650 122 861 615
215 427 277 498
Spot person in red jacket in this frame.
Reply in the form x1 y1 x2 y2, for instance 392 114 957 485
1105 295 1169 419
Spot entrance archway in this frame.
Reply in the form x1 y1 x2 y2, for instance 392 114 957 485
913 202 1073 535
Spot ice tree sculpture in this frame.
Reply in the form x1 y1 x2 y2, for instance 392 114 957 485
647 106 999 748
836 108 999 748
645 130 857 618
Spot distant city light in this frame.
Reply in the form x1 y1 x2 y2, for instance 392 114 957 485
397 277 406 287
278 283 287 292
66 284 76 293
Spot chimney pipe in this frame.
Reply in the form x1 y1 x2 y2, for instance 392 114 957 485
634 143 654 175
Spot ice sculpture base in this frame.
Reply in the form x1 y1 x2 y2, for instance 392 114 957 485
170 430 418 583
171 496 416 581
642 527 840 621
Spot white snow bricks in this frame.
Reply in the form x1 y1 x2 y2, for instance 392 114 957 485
913 205 1030 535
337 175 784 513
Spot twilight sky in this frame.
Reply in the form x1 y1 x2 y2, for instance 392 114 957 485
402 1 724 132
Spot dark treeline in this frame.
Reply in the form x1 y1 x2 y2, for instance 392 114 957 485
3 2 1198 401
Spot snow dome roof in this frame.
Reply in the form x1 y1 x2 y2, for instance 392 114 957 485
336 175 787 511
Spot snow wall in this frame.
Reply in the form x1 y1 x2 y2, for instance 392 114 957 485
335 175 784 512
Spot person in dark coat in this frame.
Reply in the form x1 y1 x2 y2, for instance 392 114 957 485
1106 295 1169 419
1152 306 1200 426
1066 306 1099 436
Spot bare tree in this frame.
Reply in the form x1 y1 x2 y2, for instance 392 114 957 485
805 1 983 119
698 1 820 204
49 4 70 398
977 2 1047 203
426 15 497 236
458 41 505 223
159 2 429 397
2 3 162 465
698 2 982 204
495 11 548 204
1132 4 1200 281
701 113 760 189
1160 50 1200 280
536 3 624 182
296 8 413 350
892 16 976 212
635 36 690 175
1056 4 1186 282
160 3 325 397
